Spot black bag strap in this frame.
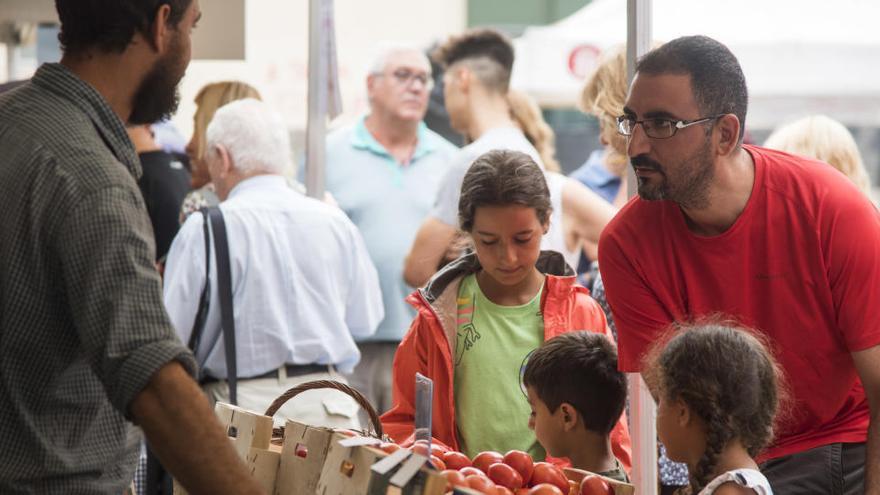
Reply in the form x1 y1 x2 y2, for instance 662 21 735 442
187 213 212 355
207 207 238 405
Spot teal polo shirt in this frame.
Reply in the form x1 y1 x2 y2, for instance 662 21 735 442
323 115 458 341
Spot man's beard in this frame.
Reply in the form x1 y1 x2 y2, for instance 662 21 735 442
631 140 715 209
129 36 185 125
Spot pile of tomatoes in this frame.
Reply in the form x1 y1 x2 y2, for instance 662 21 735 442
376 441 615 495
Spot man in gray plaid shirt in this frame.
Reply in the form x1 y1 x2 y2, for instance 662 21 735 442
0 1 262 494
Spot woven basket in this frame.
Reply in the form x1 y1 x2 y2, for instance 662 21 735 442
263 379 384 443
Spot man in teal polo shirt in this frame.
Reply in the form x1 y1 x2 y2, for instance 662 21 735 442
324 43 457 415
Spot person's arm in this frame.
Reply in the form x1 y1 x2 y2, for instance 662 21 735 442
853 345 880 494
380 317 428 443
597 229 675 372
162 214 207 344
823 181 880 495
130 362 265 495
561 176 617 246
403 217 458 288
344 220 384 338
404 158 468 288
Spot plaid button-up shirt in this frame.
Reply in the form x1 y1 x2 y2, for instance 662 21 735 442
0 63 196 493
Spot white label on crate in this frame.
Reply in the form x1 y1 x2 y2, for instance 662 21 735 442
338 436 383 448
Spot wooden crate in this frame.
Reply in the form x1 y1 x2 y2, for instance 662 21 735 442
274 421 339 495
316 438 446 495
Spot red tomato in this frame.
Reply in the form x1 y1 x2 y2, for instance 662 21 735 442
378 442 400 454
429 454 447 471
441 469 467 489
473 451 505 473
430 443 450 457
466 474 498 493
528 483 565 495
411 440 430 456
529 463 569 493
503 450 534 484
442 450 472 470
496 487 515 495
460 466 486 477
579 474 615 495
488 462 524 489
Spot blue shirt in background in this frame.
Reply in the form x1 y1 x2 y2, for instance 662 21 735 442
323 115 458 342
569 149 621 204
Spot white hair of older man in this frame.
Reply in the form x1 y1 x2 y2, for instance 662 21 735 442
205 98 292 175
367 41 430 75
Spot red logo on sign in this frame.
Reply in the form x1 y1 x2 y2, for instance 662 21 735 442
568 45 601 79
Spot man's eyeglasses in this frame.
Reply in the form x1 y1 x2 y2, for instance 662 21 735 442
376 69 434 90
616 114 724 139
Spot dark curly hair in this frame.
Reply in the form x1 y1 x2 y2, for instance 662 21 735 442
636 35 748 142
458 149 551 233
523 331 627 436
55 0 193 55
433 28 514 93
644 321 783 492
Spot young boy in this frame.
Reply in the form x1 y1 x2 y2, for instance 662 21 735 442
523 331 630 482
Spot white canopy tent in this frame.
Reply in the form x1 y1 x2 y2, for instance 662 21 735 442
512 0 880 128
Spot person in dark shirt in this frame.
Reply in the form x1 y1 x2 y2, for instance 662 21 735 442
0 0 263 493
127 124 191 262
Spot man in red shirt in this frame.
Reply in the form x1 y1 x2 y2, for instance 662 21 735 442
599 35 880 494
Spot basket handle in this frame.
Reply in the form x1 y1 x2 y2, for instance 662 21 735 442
264 379 384 439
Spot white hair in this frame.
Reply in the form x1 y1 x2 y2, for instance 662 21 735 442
367 41 430 75
206 98 292 174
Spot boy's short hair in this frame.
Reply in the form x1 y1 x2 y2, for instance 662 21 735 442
523 331 627 435
433 28 514 93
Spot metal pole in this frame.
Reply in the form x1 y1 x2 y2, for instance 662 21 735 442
305 0 327 199
626 2 658 495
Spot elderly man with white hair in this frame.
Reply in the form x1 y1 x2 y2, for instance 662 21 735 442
163 98 384 428
319 42 457 416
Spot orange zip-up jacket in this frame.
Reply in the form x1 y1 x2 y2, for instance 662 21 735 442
380 251 632 472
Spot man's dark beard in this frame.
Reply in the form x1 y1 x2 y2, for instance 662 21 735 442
631 141 714 209
129 40 184 125
632 154 670 201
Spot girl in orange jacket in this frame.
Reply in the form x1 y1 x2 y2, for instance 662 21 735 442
381 149 631 470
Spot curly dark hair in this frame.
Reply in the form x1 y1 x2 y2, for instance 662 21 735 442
433 28 514 93
458 149 551 233
636 35 748 142
523 331 627 436
643 321 783 492
55 0 193 55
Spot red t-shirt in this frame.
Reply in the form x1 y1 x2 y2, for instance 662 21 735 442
598 144 880 461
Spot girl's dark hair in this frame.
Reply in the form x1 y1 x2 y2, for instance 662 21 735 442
643 320 783 492
458 150 551 232
56 0 193 55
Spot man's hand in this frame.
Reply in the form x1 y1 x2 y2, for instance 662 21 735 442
130 362 265 495
853 344 880 495
403 217 458 288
